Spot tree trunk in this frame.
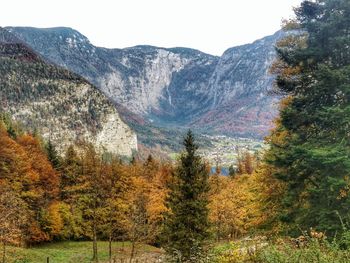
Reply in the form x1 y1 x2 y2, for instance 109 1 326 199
216 220 220 243
92 218 98 262
129 241 135 263
109 232 112 263
2 241 5 263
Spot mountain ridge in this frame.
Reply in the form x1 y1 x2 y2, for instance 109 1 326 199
7 26 287 139
0 27 138 156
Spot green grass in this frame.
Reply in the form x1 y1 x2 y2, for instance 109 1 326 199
5 241 162 263
210 238 350 263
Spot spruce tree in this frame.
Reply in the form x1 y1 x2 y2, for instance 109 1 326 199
268 0 350 234
228 165 236 178
45 139 61 170
163 130 210 262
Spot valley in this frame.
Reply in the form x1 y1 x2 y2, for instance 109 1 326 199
6 26 285 154
199 135 266 168
169 134 265 169
1 0 350 262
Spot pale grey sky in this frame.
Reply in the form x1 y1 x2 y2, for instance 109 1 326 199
2 0 302 55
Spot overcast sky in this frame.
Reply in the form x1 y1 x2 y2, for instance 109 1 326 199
2 0 302 55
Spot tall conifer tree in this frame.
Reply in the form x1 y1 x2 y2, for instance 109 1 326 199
45 140 61 170
163 130 210 262
268 0 350 234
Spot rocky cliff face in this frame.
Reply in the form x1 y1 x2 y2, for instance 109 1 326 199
8 27 286 138
0 28 137 156
191 31 284 137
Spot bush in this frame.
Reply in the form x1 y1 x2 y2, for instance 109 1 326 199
210 235 350 263
339 230 350 250
256 238 350 263
210 242 249 263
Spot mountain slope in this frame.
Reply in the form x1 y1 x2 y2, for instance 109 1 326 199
7 27 286 138
0 28 137 156
192 31 284 137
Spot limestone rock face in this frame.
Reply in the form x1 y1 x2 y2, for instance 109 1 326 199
0 28 137 156
8 27 287 138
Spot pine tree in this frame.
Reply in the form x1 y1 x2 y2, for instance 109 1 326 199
163 130 210 262
228 165 236 178
45 140 61 170
267 0 350 234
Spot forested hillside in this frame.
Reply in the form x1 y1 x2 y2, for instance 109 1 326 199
7 27 286 138
0 27 137 156
1 0 350 262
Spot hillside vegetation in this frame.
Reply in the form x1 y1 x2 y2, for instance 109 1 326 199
0 29 137 156
1 0 350 262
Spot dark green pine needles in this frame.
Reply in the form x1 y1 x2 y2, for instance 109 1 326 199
268 0 350 234
162 130 210 262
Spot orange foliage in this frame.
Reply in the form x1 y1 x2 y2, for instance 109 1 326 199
17 134 60 199
0 122 61 244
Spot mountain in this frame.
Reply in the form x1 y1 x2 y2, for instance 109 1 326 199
0 27 137 156
7 27 286 139
192 31 284 137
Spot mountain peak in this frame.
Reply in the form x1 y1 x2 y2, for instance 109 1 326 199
8 26 287 140
0 27 43 62
0 27 25 44
6 26 91 47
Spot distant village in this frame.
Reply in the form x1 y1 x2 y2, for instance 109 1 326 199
199 135 266 168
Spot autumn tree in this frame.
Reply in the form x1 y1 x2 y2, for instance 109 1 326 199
235 150 256 175
252 162 287 234
56 145 87 240
0 119 62 246
162 130 210 262
125 160 156 261
208 174 227 241
128 186 149 263
243 151 254 175
0 184 27 263
79 145 107 262
146 164 171 245
208 173 264 241
17 134 61 243
102 157 130 262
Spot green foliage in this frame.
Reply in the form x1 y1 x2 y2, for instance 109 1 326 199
228 165 236 178
267 0 350 235
210 242 250 263
339 230 350 250
162 130 211 262
256 239 350 263
210 236 350 263
45 140 61 170
0 112 24 139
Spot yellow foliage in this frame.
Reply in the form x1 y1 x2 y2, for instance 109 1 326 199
47 201 64 236
209 174 262 240
209 162 287 240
